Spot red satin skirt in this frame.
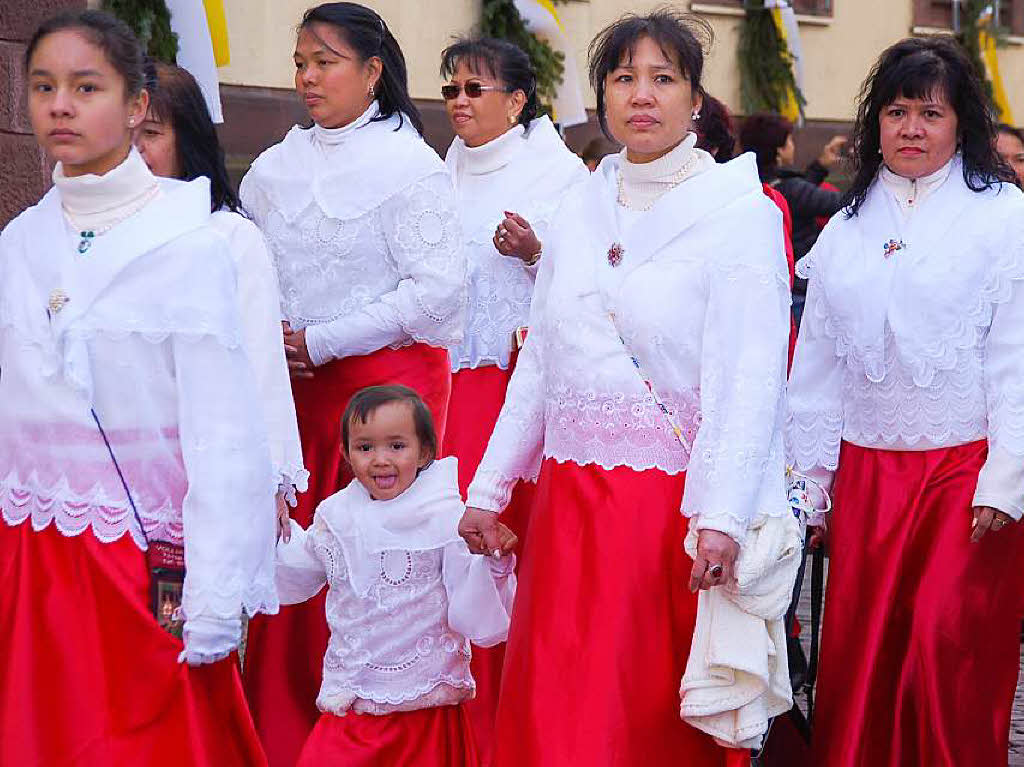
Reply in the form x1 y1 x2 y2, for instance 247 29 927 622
296 706 478 767
810 441 1024 767
244 343 451 767
493 458 749 767
443 365 536 767
0 521 266 766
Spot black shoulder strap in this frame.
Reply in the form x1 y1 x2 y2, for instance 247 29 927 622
90 407 149 547
805 545 826 720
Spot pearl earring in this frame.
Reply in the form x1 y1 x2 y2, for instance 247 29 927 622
128 117 135 128
691 111 701 122
368 83 375 98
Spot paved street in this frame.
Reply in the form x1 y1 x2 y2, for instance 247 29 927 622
794 561 1024 765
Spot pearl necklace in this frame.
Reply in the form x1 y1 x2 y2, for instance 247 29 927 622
616 149 699 212
75 183 160 254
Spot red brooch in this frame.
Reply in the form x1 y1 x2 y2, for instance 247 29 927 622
883 239 906 259
607 242 624 267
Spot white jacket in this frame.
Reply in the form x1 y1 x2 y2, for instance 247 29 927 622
467 152 792 540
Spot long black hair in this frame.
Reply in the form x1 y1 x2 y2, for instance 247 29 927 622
695 93 738 163
588 9 712 141
147 62 241 213
440 37 540 128
299 3 423 134
843 36 1012 217
26 9 144 98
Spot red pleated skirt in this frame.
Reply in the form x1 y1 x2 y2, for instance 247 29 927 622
243 343 451 767
296 706 478 767
443 365 536 767
493 458 749 767
0 520 266 766
810 441 1024 767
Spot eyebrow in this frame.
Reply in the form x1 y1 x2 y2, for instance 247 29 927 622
616 62 676 71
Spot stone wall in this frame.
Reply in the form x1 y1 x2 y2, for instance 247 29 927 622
0 0 85 228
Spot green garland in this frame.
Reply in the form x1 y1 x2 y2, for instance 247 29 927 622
480 0 565 115
103 0 178 63
737 0 805 117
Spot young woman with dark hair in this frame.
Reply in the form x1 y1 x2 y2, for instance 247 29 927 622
0 10 277 765
237 4 465 764
137 62 307 534
438 35 587 764
458 10 793 766
996 122 1024 187
787 36 1024 767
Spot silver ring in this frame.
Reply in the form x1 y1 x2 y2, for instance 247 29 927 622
708 564 724 579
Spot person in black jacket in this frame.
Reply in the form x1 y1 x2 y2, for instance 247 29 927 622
741 113 846 323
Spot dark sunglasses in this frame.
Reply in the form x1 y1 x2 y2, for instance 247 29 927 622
441 82 510 100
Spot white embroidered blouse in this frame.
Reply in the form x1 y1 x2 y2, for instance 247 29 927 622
240 103 466 366
0 154 279 659
275 458 515 716
445 116 588 371
466 151 793 541
786 157 1024 518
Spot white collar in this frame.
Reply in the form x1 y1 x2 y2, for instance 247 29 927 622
456 124 526 176
318 456 465 596
312 100 379 148
52 148 160 232
879 155 955 217
619 132 698 184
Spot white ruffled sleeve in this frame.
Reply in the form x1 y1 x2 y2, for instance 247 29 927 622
275 518 329 604
227 215 308 501
465 234 553 512
785 251 845 494
443 541 516 647
304 172 466 364
683 212 791 542
173 334 279 657
975 237 1024 520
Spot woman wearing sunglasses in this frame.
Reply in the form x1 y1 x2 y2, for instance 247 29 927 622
438 36 587 766
458 10 790 766
237 4 465 765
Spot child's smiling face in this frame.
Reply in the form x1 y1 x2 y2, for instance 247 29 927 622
345 401 432 501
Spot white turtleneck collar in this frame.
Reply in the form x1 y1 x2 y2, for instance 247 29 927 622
616 132 715 211
312 100 379 148
53 147 161 234
879 155 955 219
456 124 526 176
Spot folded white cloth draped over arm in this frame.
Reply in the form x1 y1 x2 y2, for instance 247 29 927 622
680 512 803 749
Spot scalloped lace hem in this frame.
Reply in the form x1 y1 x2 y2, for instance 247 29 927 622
785 410 843 472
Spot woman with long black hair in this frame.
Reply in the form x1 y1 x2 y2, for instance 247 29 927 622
237 4 465 764
787 36 1024 766
0 10 276 765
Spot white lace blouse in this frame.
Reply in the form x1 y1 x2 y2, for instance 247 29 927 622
275 458 515 716
0 170 279 658
240 103 466 366
445 117 588 371
466 153 792 541
786 157 1024 518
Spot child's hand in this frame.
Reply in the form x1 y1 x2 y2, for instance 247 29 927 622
490 522 518 559
276 493 291 543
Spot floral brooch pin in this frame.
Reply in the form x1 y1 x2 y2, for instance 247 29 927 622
607 242 625 268
883 239 906 259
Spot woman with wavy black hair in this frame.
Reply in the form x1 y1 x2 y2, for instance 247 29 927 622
237 4 465 764
787 36 1024 766
459 10 790 766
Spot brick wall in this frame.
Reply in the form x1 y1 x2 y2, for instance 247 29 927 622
0 0 85 228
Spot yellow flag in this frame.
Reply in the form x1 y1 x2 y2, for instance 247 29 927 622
512 0 588 127
203 0 230 68
767 0 804 124
979 8 1014 124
